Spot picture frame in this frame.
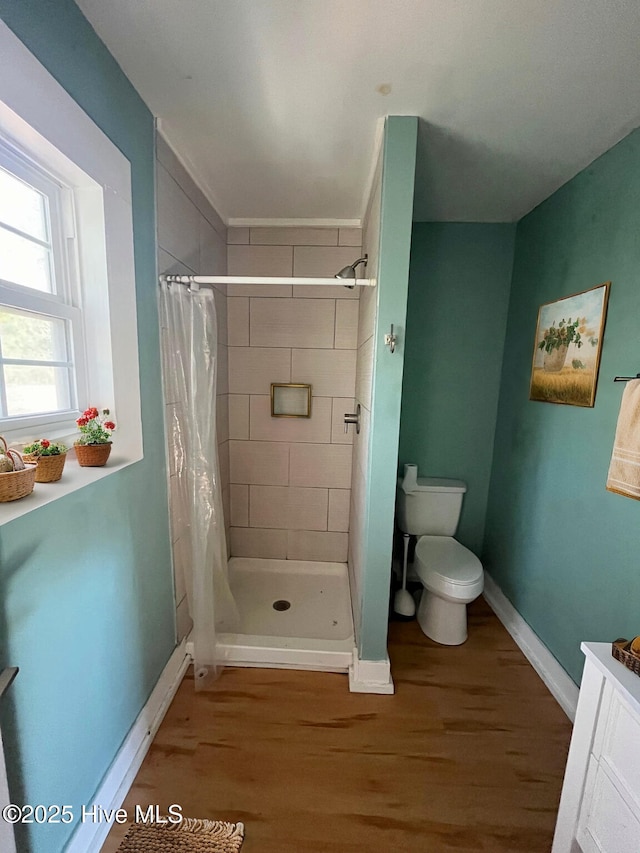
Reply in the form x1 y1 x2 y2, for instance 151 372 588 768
529 282 610 407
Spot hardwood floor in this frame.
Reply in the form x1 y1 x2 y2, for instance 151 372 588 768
101 597 572 852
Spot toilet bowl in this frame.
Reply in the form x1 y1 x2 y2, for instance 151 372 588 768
414 535 483 645
396 469 484 645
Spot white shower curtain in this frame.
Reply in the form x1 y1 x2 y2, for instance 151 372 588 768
159 280 238 689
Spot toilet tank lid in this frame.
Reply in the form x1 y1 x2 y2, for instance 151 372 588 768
413 477 467 494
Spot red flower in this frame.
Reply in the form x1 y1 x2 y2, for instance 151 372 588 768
84 407 99 419
41 439 50 448
76 416 89 426
104 421 116 431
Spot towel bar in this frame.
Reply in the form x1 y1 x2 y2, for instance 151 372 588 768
613 374 640 382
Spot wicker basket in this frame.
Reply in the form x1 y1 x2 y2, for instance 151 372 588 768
0 438 36 502
612 638 640 677
23 452 67 483
74 442 112 467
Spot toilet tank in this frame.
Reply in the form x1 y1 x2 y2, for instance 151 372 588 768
396 477 467 536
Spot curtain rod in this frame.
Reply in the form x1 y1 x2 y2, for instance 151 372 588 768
159 274 374 287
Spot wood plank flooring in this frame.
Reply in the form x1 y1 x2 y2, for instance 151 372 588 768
101 597 572 852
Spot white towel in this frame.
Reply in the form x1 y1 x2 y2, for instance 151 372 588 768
607 379 640 500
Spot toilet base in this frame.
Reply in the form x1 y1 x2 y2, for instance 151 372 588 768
417 589 468 645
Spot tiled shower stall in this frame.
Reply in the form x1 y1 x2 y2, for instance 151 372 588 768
156 133 383 669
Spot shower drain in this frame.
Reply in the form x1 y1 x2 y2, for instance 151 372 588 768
273 599 291 611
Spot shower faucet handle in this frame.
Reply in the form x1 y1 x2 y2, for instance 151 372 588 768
344 404 361 434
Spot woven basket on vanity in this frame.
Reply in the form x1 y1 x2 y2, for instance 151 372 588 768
612 638 640 677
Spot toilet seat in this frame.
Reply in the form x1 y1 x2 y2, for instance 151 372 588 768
415 535 483 601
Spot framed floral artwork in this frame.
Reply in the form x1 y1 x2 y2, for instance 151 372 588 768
529 282 610 407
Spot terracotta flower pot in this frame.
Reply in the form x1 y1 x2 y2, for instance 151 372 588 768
74 442 112 467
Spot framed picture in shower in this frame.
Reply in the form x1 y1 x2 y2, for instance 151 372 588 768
270 383 312 417
529 282 610 407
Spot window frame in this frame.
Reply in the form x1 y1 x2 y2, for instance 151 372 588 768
0 139 90 433
0 153 59 295
0 17 144 524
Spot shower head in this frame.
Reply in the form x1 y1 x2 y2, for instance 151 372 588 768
334 255 368 288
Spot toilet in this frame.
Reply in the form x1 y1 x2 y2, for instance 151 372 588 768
396 469 483 645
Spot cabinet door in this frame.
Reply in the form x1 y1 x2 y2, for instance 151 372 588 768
577 757 640 853
597 689 640 799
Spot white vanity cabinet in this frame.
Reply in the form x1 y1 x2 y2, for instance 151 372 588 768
552 642 640 853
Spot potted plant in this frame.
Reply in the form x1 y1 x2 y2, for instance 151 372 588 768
537 316 597 373
74 407 116 467
22 438 68 482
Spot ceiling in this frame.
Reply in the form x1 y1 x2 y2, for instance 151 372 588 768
75 0 640 224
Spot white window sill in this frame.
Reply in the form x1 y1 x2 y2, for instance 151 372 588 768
0 452 140 526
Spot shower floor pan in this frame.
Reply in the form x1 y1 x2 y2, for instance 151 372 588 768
217 557 355 672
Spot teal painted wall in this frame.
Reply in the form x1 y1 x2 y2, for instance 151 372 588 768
0 3 175 851
399 223 516 554
359 116 417 661
484 127 640 684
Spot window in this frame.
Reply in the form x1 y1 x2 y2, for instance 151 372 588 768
0 16 144 522
0 141 87 433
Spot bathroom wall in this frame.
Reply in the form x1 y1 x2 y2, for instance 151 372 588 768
225 226 362 563
354 116 418 662
0 4 175 852
399 223 516 554
484 125 640 684
156 135 229 641
348 154 382 638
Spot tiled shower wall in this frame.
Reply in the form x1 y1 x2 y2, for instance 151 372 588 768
156 136 229 641
226 226 362 562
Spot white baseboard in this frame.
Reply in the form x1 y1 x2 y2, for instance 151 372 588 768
482 572 579 721
348 650 394 694
65 640 190 853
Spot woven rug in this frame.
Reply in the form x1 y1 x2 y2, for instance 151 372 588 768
117 818 244 852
